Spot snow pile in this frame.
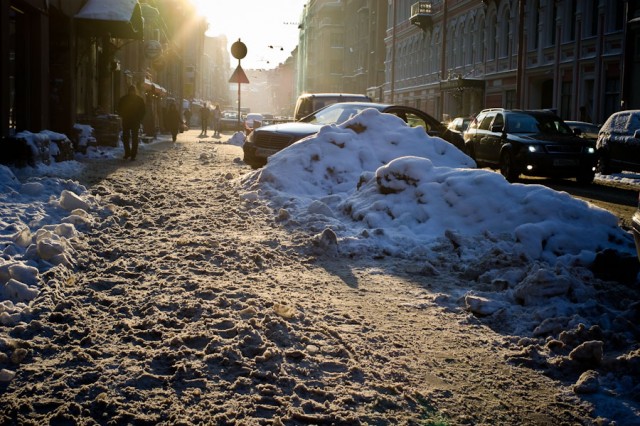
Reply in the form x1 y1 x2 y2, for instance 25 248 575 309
0 165 100 325
227 131 246 147
239 108 640 419
73 123 97 153
241 108 634 264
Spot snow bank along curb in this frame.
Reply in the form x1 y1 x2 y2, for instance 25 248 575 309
0 165 102 329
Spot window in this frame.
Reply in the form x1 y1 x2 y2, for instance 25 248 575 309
531 0 540 50
487 12 497 60
493 113 504 130
549 2 557 46
568 0 577 42
589 0 599 37
604 77 620 120
611 0 625 31
404 112 430 131
479 112 496 130
499 8 510 58
505 90 516 109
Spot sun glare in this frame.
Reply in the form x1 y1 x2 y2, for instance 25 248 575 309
189 0 305 69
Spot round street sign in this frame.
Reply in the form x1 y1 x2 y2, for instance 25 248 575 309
144 40 162 60
231 39 247 60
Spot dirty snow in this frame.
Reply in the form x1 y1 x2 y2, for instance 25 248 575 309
1 109 639 424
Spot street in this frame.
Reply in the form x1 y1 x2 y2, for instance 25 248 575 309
0 129 638 425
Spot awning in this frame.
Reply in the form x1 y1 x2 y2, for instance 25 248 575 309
143 79 167 97
75 0 143 40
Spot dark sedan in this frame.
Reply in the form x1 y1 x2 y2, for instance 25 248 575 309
464 108 597 183
242 102 464 169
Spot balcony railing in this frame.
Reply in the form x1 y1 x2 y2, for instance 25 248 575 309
410 1 434 31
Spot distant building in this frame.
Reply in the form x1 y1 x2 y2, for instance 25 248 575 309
298 0 387 100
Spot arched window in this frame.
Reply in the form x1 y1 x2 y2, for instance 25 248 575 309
464 17 473 66
530 0 540 50
474 11 485 65
487 10 497 60
499 6 510 58
454 19 464 68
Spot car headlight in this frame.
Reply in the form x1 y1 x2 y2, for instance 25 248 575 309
528 145 540 153
586 146 595 154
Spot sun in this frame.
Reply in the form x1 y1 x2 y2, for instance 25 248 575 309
189 0 306 69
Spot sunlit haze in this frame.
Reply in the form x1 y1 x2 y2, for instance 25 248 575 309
190 0 307 70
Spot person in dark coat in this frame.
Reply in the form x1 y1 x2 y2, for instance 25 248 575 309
200 103 210 136
166 102 182 142
183 108 192 128
212 104 222 137
117 85 146 160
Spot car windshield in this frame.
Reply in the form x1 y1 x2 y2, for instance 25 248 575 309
302 104 379 125
506 113 573 135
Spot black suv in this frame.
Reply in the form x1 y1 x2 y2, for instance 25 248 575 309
464 108 597 183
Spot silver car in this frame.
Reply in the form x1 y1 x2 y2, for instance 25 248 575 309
596 110 640 174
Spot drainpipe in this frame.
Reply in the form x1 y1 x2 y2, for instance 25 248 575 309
390 0 397 103
516 0 525 109
440 0 448 119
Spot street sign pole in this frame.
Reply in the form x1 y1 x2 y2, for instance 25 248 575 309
230 39 248 132
237 59 241 130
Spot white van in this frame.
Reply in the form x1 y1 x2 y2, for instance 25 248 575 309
293 93 372 121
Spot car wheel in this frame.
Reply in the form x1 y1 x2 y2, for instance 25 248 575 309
597 154 621 175
597 154 611 175
576 171 595 185
499 151 519 182
465 144 476 160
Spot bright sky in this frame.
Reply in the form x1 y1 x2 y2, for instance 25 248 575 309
190 0 307 70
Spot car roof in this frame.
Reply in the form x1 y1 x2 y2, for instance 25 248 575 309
298 93 370 99
479 108 559 116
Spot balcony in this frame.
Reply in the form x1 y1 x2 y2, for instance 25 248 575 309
410 1 434 31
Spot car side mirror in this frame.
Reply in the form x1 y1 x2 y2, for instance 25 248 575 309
491 124 504 132
635 129 640 139
574 128 582 136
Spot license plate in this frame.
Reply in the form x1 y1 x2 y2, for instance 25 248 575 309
553 159 578 166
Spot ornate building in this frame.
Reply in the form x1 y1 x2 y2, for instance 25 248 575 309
296 0 637 124
385 0 630 123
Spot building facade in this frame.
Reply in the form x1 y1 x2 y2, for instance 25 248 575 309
296 0 637 125
298 0 387 100
386 0 632 124
1 0 217 154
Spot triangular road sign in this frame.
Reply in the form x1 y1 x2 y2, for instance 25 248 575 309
229 65 250 84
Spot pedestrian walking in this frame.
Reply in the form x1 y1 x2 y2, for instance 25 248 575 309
117 85 146 161
183 108 192 128
200 103 210 137
166 102 182 142
212 104 222 137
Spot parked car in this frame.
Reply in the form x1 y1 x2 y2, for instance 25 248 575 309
595 110 640 174
219 111 243 131
244 113 264 135
565 121 601 142
447 117 471 136
463 108 597 183
293 93 372 121
633 193 640 261
243 102 464 169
